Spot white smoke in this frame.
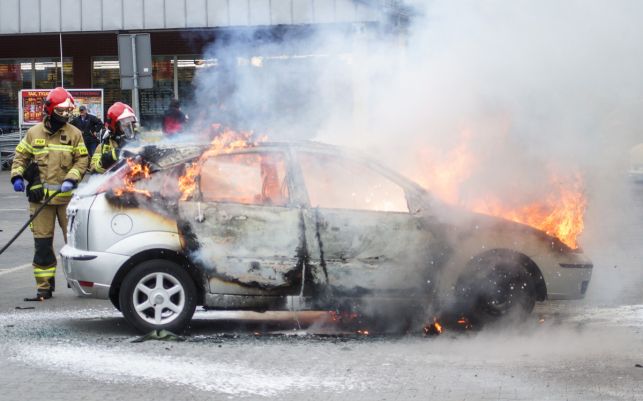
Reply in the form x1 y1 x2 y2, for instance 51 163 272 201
177 0 643 305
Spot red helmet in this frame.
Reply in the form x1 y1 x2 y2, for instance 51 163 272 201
106 102 137 131
44 87 75 117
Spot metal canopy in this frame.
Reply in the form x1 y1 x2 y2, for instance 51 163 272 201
0 0 383 35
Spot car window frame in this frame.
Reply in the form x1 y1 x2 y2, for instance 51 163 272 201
291 148 415 214
195 147 296 208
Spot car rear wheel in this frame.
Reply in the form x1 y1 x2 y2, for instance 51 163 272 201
456 258 536 325
119 259 197 333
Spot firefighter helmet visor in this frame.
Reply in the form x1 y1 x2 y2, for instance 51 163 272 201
118 116 137 141
53 106 74 120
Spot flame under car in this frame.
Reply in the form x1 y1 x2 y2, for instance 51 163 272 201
61 141 593 333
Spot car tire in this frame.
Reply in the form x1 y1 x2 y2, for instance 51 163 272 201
119 259 197 334
456 258 536 325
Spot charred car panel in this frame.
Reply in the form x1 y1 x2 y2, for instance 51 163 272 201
178 201 304 293
310 208 435 297
86 195 178 253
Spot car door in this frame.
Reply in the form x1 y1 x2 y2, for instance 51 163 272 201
294 150 436 298
177 150 304 295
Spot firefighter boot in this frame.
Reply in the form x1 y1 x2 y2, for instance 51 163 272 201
24 289 52 302
31 237 57 300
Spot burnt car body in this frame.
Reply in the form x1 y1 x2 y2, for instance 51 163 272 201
61 141 593 333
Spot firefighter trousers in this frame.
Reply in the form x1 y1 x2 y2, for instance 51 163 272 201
28 202 68 295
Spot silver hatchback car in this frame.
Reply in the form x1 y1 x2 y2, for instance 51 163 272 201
61 141 593 333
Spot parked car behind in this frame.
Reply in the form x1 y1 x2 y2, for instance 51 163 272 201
61 141 593 333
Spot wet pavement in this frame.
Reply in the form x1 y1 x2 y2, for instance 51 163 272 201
0 171 642 400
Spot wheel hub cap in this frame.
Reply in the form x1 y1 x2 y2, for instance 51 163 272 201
153 293 165 305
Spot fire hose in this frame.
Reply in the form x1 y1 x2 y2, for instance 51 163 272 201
0 190 61 256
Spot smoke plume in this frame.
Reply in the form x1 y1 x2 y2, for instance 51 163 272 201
176 0 643 308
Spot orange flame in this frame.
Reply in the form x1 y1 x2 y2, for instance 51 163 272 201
456 316 473 329
423 317 444 335
112 158 151 197
413 132 586 249
471 174 586 248
415 131 475 204
177 129 264 201
177 162 199 201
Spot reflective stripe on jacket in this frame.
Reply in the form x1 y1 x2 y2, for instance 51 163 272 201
90 138 119 174
11 121 89 205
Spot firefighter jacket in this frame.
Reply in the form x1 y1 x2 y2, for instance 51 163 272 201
11 121 88 206
90 137 120 174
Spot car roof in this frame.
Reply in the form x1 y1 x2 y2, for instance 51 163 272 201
127 140 426 194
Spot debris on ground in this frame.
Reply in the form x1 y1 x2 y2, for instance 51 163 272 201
23 296 44 302
131 329 185 343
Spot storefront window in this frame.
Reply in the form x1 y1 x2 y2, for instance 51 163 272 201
0 58 72 132
176 57 202 104
0 59 32 131
34 58 73 89
92 57 132 120
93 56 202 129
19 62 34 89
139 56 175 128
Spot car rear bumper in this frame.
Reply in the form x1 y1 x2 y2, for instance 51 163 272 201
60 244 128 299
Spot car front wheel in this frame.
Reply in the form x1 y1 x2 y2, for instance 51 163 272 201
456 258 536 325
119 259 197 333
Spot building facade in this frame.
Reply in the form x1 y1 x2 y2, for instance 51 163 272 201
0 0 405 130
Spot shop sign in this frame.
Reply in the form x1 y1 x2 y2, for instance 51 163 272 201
19 89 104 126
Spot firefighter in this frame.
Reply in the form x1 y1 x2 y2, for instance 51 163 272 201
10 87 89 301
90 102 138 174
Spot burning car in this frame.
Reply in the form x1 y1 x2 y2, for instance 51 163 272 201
61 139 593 333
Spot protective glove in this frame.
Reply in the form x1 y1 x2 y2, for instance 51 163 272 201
100 151 117 170
27 184 45 203
12 178 25 192
60 180 75 193
22 162 44 202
